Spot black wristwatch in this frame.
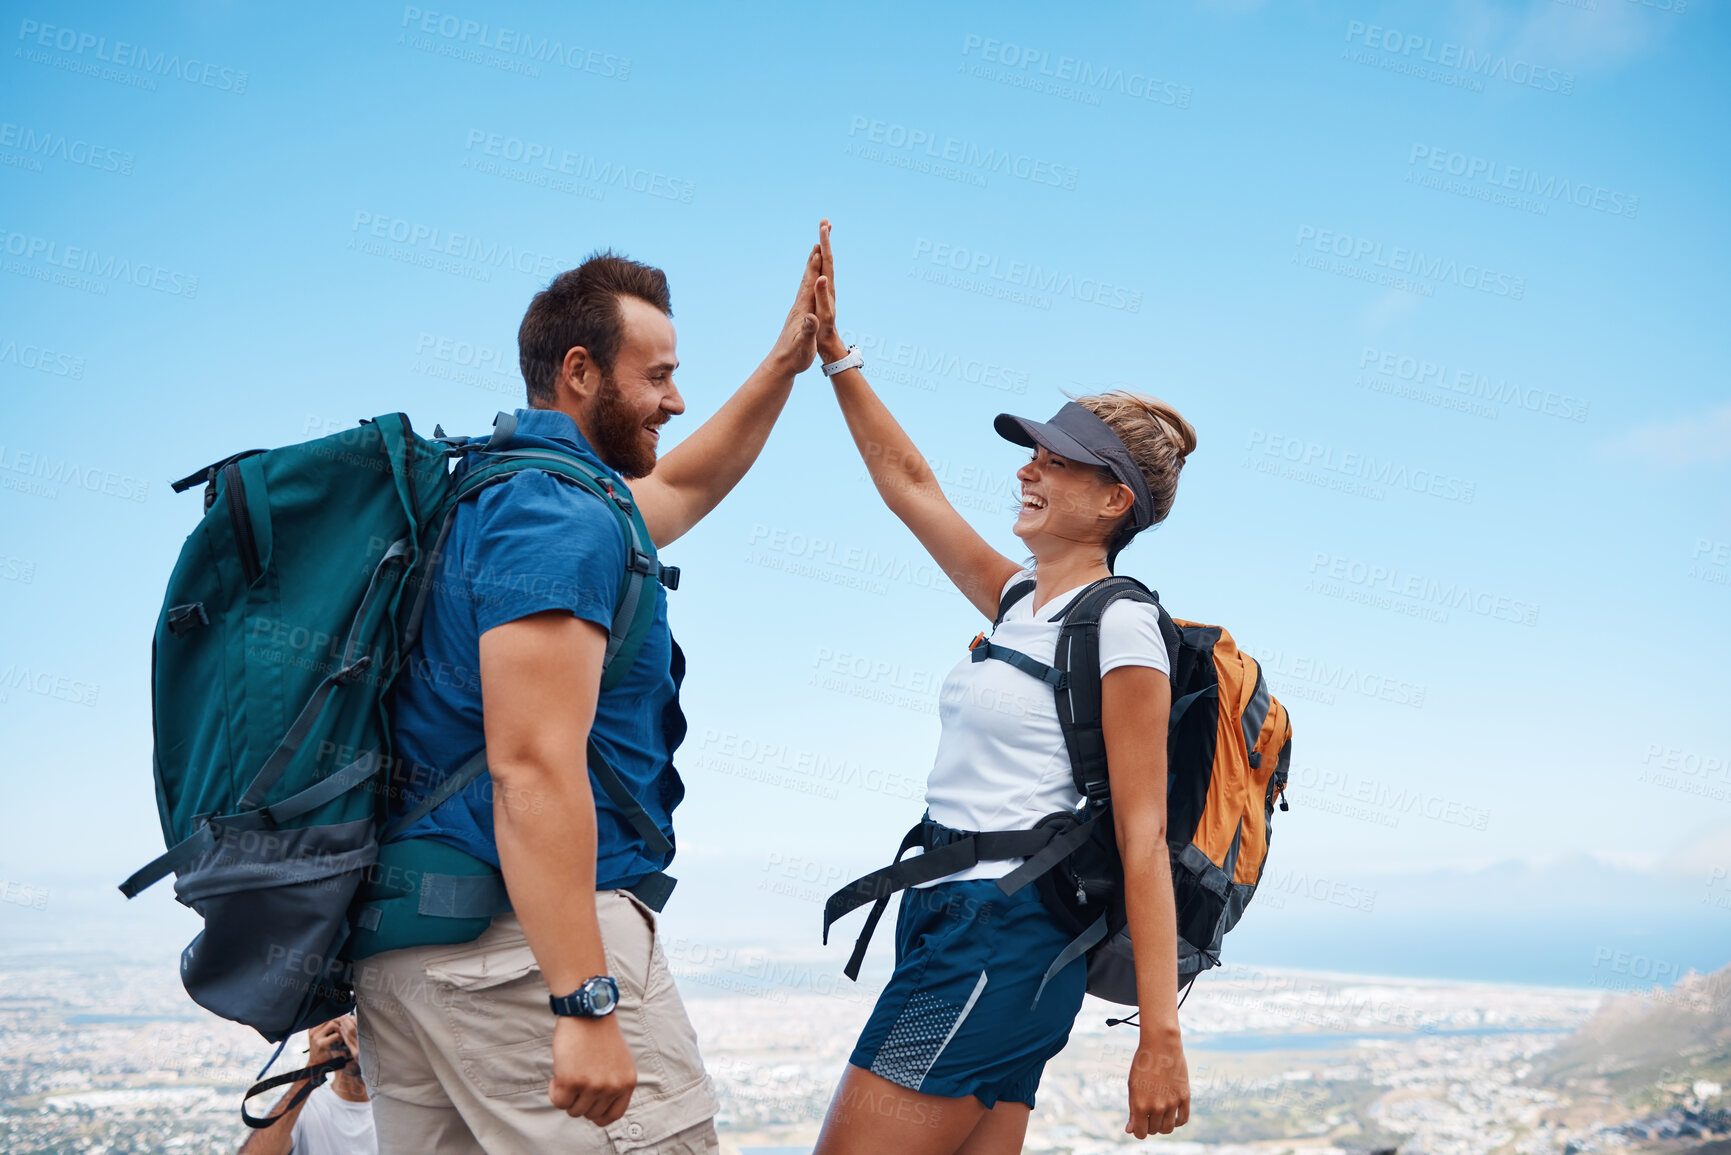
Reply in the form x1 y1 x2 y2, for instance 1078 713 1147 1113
550 976 620 1018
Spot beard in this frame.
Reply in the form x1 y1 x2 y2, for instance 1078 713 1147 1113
589 375 662 479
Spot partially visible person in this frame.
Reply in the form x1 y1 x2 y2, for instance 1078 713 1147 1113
239 1015 376 1155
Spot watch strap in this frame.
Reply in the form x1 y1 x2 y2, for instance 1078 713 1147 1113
821 346 864 377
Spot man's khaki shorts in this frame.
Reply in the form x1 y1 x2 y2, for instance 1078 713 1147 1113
354 889 718 1154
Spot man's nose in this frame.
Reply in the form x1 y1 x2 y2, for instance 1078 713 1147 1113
664 381 686 416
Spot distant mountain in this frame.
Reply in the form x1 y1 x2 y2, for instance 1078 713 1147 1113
1538 962 1731 1101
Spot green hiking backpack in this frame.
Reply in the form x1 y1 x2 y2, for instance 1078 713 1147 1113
118 411 679 1045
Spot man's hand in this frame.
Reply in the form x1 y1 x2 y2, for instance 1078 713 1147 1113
549 1014 637 1126
627 240 822 545
764 242 821 378
307 1015 355 1073
1126 1023 1190 1139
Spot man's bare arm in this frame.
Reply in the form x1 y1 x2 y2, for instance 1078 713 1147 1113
480 611 635 1126
236 1019 347 1154
628 246 819 547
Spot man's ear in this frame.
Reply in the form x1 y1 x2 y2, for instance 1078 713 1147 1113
558 345 603 405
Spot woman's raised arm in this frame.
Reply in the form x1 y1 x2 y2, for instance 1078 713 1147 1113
814 220 1021 619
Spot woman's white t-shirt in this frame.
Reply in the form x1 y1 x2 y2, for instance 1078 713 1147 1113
916 570 1170 887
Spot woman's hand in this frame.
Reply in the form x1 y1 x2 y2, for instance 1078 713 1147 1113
1126 1022 1190 1139
815 218 849 364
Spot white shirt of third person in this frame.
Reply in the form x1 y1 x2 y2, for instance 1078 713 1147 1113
289 1083 376 1155
918 569 1170 887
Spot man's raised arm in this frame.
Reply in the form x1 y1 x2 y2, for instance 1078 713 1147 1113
629 245 820 546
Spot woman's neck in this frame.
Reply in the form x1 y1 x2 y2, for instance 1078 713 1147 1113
1030 543 1111 613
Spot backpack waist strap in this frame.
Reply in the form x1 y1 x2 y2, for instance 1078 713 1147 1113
822 817 1064 981
349 839 677 961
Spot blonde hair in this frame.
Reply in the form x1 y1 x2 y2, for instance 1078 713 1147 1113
1074 390 1196 529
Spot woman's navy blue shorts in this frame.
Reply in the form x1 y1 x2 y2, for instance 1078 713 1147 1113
847 878 1088 1109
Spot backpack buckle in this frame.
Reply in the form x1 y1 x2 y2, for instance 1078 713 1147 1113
336 655 374 684
657 565 680 591
166 603 209 637
603 479 635 513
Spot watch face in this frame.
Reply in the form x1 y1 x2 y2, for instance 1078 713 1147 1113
585 978 617 1015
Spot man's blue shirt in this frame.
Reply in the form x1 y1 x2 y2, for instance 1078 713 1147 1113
387 408 685 890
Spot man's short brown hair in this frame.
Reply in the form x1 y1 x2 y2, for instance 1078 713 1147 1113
517 251 672 406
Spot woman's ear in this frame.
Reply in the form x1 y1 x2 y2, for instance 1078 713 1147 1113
1101 481 1135 520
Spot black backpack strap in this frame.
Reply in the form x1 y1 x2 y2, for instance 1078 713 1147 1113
824 820 1059 980
383 738 674 861
1031 914 1108 1009
1052 576 1161 805
240 1055 351 1129
995 578 1035 624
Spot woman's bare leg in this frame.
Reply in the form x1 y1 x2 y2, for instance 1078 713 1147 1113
955 1100 1033 1155
812 1064 987 1155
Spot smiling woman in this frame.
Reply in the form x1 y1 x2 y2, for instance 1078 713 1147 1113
805 219 1205 1154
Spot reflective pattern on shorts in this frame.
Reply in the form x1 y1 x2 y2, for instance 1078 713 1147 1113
849 880 1087 1109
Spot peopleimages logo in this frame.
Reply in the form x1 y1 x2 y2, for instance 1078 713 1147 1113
911 238 1142 312
0 122 133 174
349 211 563 279
1244 429 1477 504
959 34 1191 108
1295 225 1525 300
399 7 629 79
837 326 1028 396
16 18 249 93
1342 20 1574 95
0 228 198 298
462 129 695 203
0 337 84 380
1358 347 1589 423
0 444 150 501
1307 551 1540 627
846 116 1078 190
1408 145 1638 220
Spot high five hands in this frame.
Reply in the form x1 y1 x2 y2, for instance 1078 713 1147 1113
767 220 850 379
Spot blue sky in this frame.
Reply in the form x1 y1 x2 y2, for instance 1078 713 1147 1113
2 1 1727 988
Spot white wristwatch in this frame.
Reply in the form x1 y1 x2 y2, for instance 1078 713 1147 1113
821 346 864 377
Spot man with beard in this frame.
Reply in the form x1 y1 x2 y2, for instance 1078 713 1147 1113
354 246 822 1154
